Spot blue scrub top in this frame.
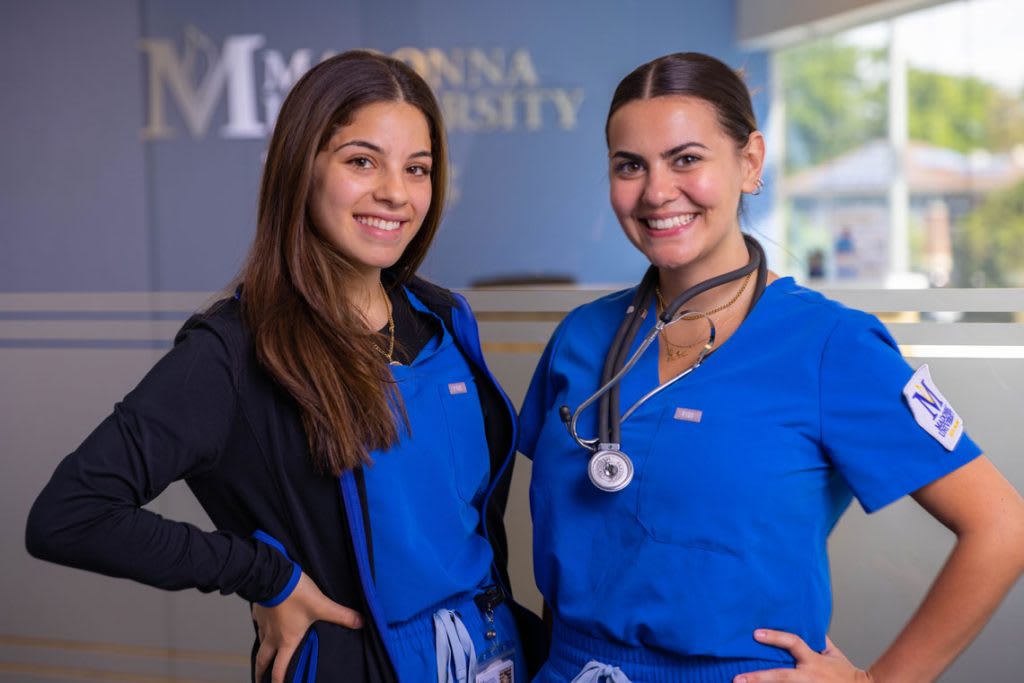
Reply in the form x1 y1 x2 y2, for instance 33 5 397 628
363 288 494 624
519 277 981 663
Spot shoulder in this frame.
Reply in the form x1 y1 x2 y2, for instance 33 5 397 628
556 286 637 340
762 281 905 382
759 277 887 344
404 275 460 323
405 275 458 308
172 297 252 375
762 277 844 319
176 296 247 344
531 287 637 376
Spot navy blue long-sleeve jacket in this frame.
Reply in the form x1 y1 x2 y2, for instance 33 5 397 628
26 276 545 682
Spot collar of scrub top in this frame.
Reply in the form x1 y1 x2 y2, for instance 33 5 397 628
560 233 767 455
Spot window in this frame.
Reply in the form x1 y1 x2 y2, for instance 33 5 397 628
775 0 1024 289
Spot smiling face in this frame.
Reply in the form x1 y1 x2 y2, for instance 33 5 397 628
308 100 433 280
607 95 763 283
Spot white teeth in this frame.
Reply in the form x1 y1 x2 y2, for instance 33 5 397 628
357 216 401 231
645 214 697 230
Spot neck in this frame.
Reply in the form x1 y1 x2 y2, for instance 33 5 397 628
657 231 751 311
349 268 389 330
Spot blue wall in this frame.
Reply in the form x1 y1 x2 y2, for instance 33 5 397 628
1 0 768 292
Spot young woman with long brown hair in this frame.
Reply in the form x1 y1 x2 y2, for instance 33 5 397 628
27 50 542 683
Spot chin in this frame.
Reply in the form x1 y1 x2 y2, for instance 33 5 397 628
645 248 701 272
356 247 409 270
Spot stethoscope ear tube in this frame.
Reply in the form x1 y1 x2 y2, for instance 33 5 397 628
657 235 763 326
750 236 769 314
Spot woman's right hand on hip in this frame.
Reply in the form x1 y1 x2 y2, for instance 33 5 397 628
252 572 364 683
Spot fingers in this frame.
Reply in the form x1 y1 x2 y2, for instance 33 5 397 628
734 668 801 683
254 641 274 683
254 629 300 683
753 629 815 661
251 573 362 683
734 630 815 682
271 644 296 683
739 632 866 683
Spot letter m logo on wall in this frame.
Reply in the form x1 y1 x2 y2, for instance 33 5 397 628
139 26 264 139
911 379 944 419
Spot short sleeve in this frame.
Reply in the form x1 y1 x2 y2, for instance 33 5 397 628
819 310 982 513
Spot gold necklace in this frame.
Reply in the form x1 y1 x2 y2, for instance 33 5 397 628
655 271 751 360
370 281 397 365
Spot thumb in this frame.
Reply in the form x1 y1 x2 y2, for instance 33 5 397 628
314 594 364 629
823 636 847 659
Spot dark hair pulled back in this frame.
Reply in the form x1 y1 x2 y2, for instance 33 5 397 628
606 52 758 148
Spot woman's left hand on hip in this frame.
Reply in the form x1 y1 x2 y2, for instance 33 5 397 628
733 630 873 683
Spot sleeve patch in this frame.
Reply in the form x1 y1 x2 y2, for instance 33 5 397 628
902 364 964 451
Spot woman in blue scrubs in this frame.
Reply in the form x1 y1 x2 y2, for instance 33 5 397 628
27 51 541 683
519 52 1024 683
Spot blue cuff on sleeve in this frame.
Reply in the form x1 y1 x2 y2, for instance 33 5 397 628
252 529 302 607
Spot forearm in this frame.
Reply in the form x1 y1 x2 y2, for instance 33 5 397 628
26 460 294 602
26 402 293 602
868 530 1024 682
25 327 295 601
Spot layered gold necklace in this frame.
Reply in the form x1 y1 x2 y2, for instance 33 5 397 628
370 281 398 365
655 271 751 360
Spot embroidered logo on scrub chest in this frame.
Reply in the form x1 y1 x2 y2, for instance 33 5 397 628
674 407 703 423
448 381 468 395
902 364 963 451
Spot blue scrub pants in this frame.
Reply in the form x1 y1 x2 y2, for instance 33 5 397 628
531 619 792 683
386 591 526 682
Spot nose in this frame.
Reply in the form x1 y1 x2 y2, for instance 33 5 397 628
373 166 410 207
641 165 679 207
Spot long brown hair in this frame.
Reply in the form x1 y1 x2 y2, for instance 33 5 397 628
237 50 449 475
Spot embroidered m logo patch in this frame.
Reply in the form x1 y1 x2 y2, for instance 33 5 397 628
902 364 963 451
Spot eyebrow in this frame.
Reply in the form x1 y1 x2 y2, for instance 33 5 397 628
609 150 643 162
336 139 432 159
609 142 709 161
661 142 708 159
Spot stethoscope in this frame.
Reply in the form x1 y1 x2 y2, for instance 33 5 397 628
559 234 768 492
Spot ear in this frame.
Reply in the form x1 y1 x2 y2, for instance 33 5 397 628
739 131 766 194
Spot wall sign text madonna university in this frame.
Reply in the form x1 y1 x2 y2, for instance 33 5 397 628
140 26 585 140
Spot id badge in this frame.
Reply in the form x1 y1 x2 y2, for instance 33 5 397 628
474 644 514 683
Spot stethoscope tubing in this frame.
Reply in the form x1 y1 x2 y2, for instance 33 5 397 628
568 315 665 450
564 234 766 454
619 313 715 425
606 269 659 446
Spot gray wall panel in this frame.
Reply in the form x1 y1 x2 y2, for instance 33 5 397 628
3 287 1023 680
1 1 150 292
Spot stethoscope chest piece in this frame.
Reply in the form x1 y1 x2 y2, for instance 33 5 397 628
564 234 767 495
588 447 634 492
